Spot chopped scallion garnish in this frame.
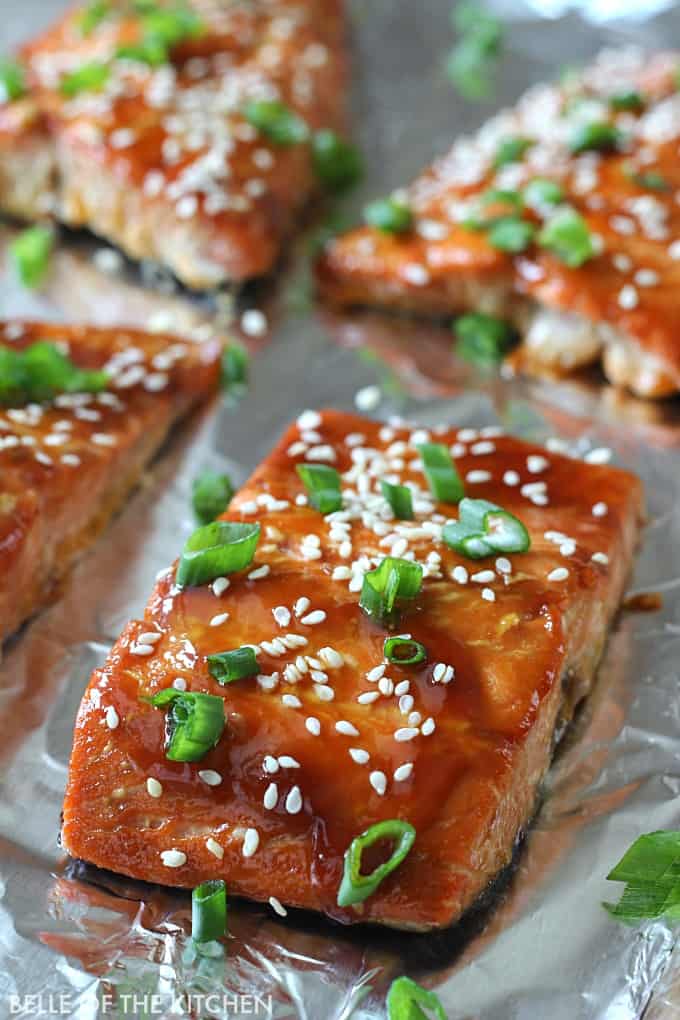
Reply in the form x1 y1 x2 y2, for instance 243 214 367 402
446 2 503 102
297 463 343 514
243 99 309 145
0 59 27 102
311 129 363 192
10 225 54 289
569 121 622 155
221 343 249 387
417 442 464 504
142 6 204 48
192 471 234 525
116 38 168 66
150 688 225 762
386 976 447 1020
59 61 110 97
454 312 516 365
359 557 423 626
604 830 680 924
380 480 414 520
487 215 535 253
609 90 644 112
176 521 261 587
493 136 532 168
192 879 227 943
442 497 530 559
623 164 669 192
384 636 427 666
364 197 413 234
0 340 108 407
537 207 595 268
207 647 259 685
523 178 564 209
337 819 416 907
79 1 111 35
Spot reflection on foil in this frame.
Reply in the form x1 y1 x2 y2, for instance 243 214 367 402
2 0 680 1017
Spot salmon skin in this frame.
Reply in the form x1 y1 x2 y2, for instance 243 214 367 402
0 1 348 290
62 409 642 930
317 49 680 399
0 320 220 645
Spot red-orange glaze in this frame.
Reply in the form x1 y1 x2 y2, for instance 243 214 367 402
317 50 680 396
0 320 220 643
62 410 642 930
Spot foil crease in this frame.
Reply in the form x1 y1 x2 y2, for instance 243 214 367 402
2 0 680 1017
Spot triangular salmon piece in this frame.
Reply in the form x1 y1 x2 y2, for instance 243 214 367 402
0 0 349 289
318 50 680 398
0 319 220 644
63 409 641 930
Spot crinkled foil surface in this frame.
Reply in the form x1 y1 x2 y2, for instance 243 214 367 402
2 1 680 1017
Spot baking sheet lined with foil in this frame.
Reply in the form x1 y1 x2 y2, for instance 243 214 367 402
3 1 680 1017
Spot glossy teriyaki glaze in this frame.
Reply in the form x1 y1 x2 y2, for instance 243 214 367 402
62 409 642 929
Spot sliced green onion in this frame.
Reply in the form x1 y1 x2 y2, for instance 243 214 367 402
176 521 261 587
151 689 225 762
623 165 669 192
338 819 416 908
10 225 54 289
523 178 564 209
609 89 644 112
221 342 249 387
462 189 523 231
192 471 234 525
207 646 259 685
192 879 227 943
446 4 503 102
311 130 363 192
60 61 110 97
243 99 309 145
297 463 342 514
417 442 464 504
493 136 532 168
116 38 168 66
537 207 595 268
481 187 523 210
0 340 108 407
604 830 680 924
79 1 111 35
384 636 427 666
142 6 204 48
380 480 414 521
0 59 27 102
359 557 423 626
386 976 447 1020
454 312 516 366
487 215 535 254
569 121 622 155
364 197 413 234
443 498 530 559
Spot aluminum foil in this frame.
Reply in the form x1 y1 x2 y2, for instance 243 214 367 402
2 1 680 1017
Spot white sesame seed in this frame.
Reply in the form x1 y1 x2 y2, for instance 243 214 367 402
263 783 278 810
263 755 279 774
198 770 222 787
297 410 322 430
618 284 639 309
173 677 187 691
138 631 161 645
481 588 496 602
394 763 414 782
336 720 359 737
358 691 381 704
282 694 302 709
318 647 344 669
394 727 419 742
495 557 511 574
278 755 300 768
242 828 260 857
527 455 549 474
300 610 326 626
592 501 608 517
395 680 410 696
367 664 386 682
378 676 394 696
408 711 422 727
294 597 311 617
471 570 495 583
369 771 387 796
206 838 223 859
285 786 303 814
399 694 415 714
560 540 576 556
131 643 155 657
273 606 291 627
315 684 335 701
548 567 569 582
105 706 119 729
634 268 659 287
146 777 163 798
209 612 230 627
354 385 382 412
248 565 270 580
421 717 436 736
349 747 370 764
305 716 321 736
592 552 609 565
503 470 520 486
584 448 612 465
241 309 268 337
161 849 186 868
452 565 469 584
269 896 288 917
466 470 492 484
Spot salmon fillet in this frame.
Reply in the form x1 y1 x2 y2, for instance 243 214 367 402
0 320 220 645
62 409 642 930
0 0 348 289
317 48 680 398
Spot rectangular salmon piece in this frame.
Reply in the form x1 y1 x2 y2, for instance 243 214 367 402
0 0 348 289
62 409 642 930
0 320 220 645
317 49 680 398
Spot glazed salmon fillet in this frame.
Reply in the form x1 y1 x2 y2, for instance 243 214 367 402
318 49 680 398
62 409 642 930
0 320 220 645
0 0 348 289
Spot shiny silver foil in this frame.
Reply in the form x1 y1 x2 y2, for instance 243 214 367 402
2 1 680 1017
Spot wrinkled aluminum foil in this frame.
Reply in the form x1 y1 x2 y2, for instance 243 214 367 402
2 1 680 1017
